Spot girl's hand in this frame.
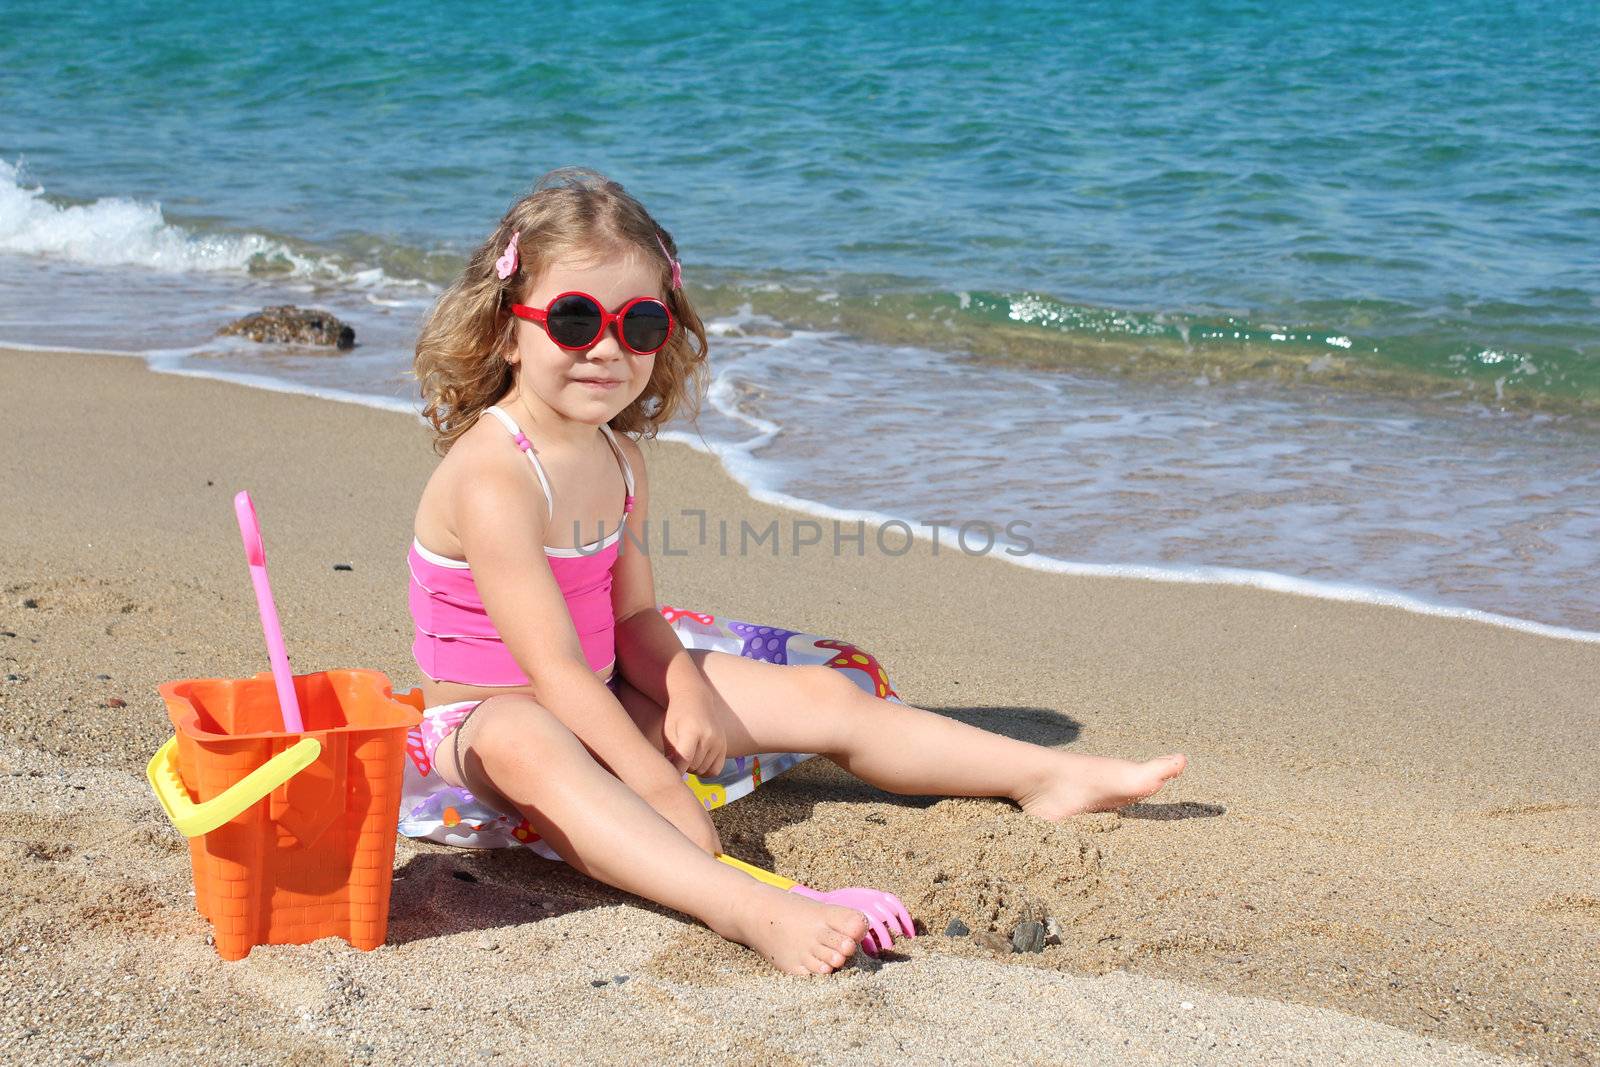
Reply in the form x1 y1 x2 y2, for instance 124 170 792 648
662 690 729 779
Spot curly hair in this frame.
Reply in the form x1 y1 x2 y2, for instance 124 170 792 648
413 167 709 454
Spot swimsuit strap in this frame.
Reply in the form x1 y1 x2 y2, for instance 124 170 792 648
483 405 637 520
483 405 555 523
599 423 638 514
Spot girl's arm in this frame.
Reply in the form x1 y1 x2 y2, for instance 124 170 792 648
454 454 684 802
610 439 729 779
610 437 716 709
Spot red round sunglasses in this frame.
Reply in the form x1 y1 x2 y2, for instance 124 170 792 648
510 291 676 355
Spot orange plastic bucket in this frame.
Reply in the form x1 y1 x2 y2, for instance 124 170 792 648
148 669 423 961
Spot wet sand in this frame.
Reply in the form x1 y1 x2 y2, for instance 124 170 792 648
1 347 1595 1064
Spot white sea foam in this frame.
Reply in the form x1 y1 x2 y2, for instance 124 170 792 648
0 160 432 295
0 339 145 358
0 159 304 274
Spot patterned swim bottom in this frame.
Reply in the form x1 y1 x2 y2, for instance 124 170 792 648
397 605 902 860
411 673 623 778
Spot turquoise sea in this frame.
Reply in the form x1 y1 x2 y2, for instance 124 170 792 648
2 1 1597 636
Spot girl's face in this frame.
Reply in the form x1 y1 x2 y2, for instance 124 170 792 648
507 248 660 427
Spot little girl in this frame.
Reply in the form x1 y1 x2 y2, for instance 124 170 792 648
402 167 1186 975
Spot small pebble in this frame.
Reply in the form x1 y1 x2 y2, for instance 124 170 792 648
590 979 608 988
20 597 38 609
971 930 1011 954
944 918 970 937
1044 917 1063 945
1012 921 1047 954
612 975 629 985
206 480 214 487
1181 1001 1195 1011
106 697 127 708
95 674 111 681
333 563 354 572
475 936 499 952
2 630 16 637
5 674 21 682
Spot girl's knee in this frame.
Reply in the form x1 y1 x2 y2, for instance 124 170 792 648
465 695 575 768
800 663 873 705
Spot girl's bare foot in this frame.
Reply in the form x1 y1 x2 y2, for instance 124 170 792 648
1015 751 1188 820
713 882 870 975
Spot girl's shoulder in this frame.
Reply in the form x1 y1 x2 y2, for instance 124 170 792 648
417 413 532 533
438 412 523 480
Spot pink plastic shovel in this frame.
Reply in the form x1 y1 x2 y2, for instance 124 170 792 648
233 490 304 734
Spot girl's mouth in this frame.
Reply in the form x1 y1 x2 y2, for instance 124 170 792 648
573 378 623 390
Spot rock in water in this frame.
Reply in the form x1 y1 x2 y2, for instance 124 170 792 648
219 305 356 349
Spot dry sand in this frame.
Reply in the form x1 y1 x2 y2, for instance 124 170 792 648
1 348 1596 1065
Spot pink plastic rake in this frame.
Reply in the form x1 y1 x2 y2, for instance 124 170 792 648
792 883 916 957
715 853 916 957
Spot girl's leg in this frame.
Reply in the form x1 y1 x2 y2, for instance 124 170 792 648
657 652 1186 818
432 695 869 975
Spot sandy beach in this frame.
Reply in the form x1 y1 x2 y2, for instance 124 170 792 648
2 347 1596 1065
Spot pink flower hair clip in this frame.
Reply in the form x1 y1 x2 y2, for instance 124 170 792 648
655 232 682 291
495 232 520 280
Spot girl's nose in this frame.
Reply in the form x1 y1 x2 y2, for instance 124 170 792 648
586 326 627 359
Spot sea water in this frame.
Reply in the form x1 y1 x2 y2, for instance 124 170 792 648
2 0 1596 636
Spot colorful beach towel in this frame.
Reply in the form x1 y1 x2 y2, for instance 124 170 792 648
398 605 902 860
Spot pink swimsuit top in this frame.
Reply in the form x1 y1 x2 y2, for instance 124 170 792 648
407 405 636 687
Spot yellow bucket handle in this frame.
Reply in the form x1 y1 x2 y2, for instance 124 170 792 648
146 735 322 838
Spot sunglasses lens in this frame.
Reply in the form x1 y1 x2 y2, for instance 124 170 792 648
621 300 671 353
546 294 603 348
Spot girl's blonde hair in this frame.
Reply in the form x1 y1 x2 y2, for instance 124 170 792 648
414 167 708 454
